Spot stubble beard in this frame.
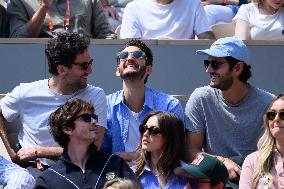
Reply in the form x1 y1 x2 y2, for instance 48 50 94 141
120 64 147 82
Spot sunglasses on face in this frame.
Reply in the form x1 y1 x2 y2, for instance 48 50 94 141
73 59 93 70
117 50 145 61
74 113 98 123
139 125 161 136
266 111 284 121
204 60 227 70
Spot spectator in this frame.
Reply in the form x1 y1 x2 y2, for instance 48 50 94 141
103 178 141 189
7 0 114 38
185 37 274 188
0 4 8 37
102 39 185 162
239 94 284 188
0 155 35 189
35 99 136 189
0 32 107 179
175 153 229 189
135 111 187 188
233 0 284 40
120 0 215 39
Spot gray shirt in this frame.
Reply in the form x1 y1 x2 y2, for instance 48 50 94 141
7 0 113 38
185 85 274 157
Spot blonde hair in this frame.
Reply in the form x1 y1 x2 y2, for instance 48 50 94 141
252 94 284 188
103 178 140 189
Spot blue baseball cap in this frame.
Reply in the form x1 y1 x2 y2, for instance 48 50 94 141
196 36 249 63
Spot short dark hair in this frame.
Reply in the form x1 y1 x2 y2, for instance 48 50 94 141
225 56 252 83
45 32 90 76
48 99 94 148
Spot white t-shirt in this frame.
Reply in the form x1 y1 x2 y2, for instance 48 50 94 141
124 109 141 152
120 0 210 39
233 3 284 40
0 79 107 164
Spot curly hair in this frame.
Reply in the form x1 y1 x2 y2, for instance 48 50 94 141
135 111 186 182
225 56 252 83
45 32 90 76
48 99 94 148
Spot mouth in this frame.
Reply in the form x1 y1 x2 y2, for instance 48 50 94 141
142 139 149 144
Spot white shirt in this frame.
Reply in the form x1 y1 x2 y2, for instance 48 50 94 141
120 0 210 39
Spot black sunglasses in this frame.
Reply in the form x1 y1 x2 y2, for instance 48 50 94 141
74 113 98 123
117 50 145 61
266 111 284 121
204 60 226 70
139 125 161 136
73 59 93 70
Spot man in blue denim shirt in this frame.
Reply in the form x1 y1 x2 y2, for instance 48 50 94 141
102 39 186 162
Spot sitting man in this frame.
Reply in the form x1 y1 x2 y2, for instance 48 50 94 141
7 0 114 38
120 0 215 39
102 39 186 162
185 37 274 187
175 153 229 189
0 155 35 189
36 99 136 189
0 32 107 179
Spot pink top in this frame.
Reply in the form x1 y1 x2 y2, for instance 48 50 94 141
240 150 284 189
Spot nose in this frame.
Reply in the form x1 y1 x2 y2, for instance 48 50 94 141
91 117 97 124
205 64 214 73
85 64 93 74
143 129 150 136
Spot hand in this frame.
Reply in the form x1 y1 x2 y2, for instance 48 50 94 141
40 0 53 10
115 151 140 162
17 147 37 162
103 6 118 20
222 158 241 180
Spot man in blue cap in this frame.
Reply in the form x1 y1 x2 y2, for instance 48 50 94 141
175 153 228 189
185 37 274 188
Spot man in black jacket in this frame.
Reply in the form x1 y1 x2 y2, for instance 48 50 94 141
35 99 136 189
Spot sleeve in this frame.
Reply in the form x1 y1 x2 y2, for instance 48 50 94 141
193 0 211 35
120 2 141 39
168 99 186 129
0 156 35 189
101 119 113 153
184 89 206 133
118 157 137 181
91 0 114 38
239 152 257 189
0 85 22 122
92 89 107 128
232 4 250 23
7 0 30 37
35 176 49 189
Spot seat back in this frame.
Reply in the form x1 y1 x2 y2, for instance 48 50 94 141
211 23 235 39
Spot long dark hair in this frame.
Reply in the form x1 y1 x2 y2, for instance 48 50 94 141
135 111 186 182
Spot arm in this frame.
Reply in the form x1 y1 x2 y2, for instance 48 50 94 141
201 0 239 5
100 0 118 20
239 154 255 189
197 31 216 39
235 19 251 40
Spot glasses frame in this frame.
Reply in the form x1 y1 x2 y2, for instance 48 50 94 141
204 60 227 70
74 113 98 123
117 50 145 61
266 111 284 121
73 59 93 70
139 125 161 136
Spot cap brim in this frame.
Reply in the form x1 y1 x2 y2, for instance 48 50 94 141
174 165 209 180
196 49 228 58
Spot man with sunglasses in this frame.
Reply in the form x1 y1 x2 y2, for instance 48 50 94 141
0 32 107 179
102 39 186 162
36 99 136 189
185 37 274 188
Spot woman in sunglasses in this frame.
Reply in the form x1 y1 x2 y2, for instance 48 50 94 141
35 99 136 189
135 111 187 189
240 94 284 189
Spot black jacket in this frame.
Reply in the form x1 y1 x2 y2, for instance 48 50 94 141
35 145 136 189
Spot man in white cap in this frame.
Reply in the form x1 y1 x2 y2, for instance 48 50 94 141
185 37 274 187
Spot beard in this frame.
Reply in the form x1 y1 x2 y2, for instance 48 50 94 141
119 64 147 82
210 72 234 91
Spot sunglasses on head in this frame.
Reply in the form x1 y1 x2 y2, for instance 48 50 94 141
74 113 98 123
266 111 284 121
139 125 161 135
73 59 93 70
204 60 227 70
117 50 145 61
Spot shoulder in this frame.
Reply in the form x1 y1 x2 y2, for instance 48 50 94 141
189 86 213 101
252 86 275 102
238 3 257 12
243 151 260 165
9 79 48 96
149 88 178 101
125 0 142 9
86 85 105 95
107 90 123 105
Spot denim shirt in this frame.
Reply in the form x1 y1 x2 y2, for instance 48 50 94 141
102 87 185 153
138 164 187 189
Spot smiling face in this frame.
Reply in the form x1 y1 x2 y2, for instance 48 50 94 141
268 99 284 140
205 56 235 91
141 115 165 157
116 46 152 82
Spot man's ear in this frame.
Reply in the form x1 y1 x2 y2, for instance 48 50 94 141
57 65 68 75
116 66 121 77
63 127 73 135
233 62 244 76
146 65 152 74
213 182 225 189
